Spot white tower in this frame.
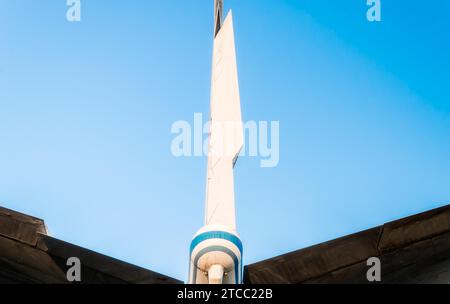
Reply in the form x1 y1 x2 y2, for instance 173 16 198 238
189 0 244 284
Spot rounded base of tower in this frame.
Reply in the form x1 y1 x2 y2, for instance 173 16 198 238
189 225 243 284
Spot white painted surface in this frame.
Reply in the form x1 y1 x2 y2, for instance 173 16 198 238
189 10 244 284
205 11 243 231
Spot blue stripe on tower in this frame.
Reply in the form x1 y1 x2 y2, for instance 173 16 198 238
190 231 243 254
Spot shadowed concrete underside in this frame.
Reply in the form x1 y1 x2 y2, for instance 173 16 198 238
0 206 182 284
244 204 450 284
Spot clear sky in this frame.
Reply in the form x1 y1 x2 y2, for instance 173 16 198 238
0 0 449 281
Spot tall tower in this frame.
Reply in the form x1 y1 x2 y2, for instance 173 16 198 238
189 0 244 284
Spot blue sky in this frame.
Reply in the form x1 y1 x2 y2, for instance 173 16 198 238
0 0 449 281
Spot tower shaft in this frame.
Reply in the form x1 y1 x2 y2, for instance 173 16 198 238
189 1 243 285
205 10 243 231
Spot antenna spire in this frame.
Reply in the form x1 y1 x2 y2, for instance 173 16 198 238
214 0 224 37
